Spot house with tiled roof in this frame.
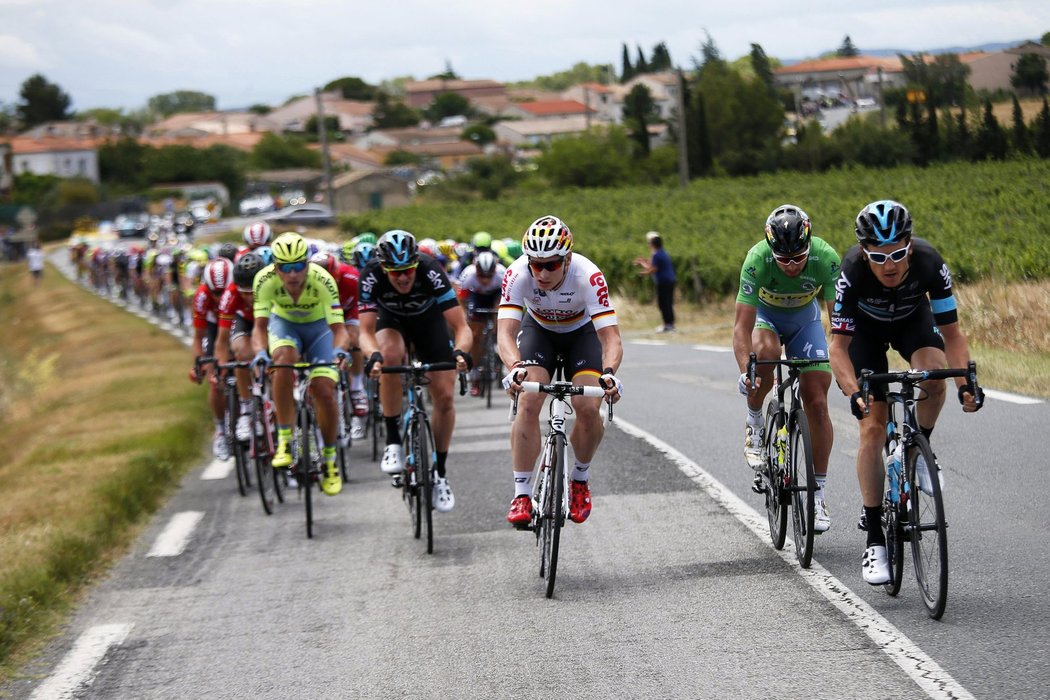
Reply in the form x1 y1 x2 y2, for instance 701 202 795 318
147 111 279 138
5 135 103 183
1 142 11 195
330 169 411 214
502 99 595 121
321 143 384 172
775 56 908 100
403 78 505 108
373 140 484 171
493 116 592 147
143 131 266 152
267 92 375 134
353 125 463 151
561 83 619 123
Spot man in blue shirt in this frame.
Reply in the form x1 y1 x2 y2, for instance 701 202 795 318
634 231 677 332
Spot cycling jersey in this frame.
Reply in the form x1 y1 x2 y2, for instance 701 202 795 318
456 262 507 299
358 254 458 317
831 237 958 335
498 253 617 333
323 260 360 326
217 282 254 328
192 283 222 328
736 236 841 311
252 263 344 325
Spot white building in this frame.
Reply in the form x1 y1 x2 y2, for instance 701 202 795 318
493 116 592 147
7 136 100 183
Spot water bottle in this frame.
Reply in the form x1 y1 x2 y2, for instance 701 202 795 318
885 427 901 502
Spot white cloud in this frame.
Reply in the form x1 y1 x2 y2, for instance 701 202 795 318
0 33 41 66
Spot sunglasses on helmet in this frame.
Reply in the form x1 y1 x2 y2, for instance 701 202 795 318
864 242 911 265
528 257 566 273
276 261 307 273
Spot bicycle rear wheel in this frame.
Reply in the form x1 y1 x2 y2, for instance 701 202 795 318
370 384 383 462
907 434 948 619
764 402 788 550
418 416 435 554
298 408 314 539
543 434 566 599
227 391 249 497
789 409 815 568
338 381 353 482
881 494 906 597
404 422 422 540
253 397 276 515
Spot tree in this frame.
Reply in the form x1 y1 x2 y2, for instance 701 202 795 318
837 36 860 58
0 101 13 133
304 114 341 138
695 32 724 75
249 133 321 170
462 124 496 146
16 74 72 129
515 62 614 91
899 53 970 107
1011 53 1049 95
650 42 673 72
371 92 420 129
750 43 776 95
147 90 216 118
459 154 522 200
384 150 423 166
536 126 634 188
99 137 149 189
248 104 272 115
635 44 649 74
621 43 635 83
1034 97 1050 157
1042 31 1050 47
1011 94 1031 153
427 60 459 81
973 99 1009 160
423 92 471 122
622 84 658 156
323 76 378 101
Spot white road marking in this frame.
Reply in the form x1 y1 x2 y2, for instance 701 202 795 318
613 416 974 700
146 511 205 557
30 623 133 700
982 388 1043 405
199 458 234 480
630 339 669 346
692 344 733 352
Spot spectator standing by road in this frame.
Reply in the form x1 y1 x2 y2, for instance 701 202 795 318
26 242 45 285
633 231 676 332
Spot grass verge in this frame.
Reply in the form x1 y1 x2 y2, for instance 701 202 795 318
617 279 1050 399
0 262 209 681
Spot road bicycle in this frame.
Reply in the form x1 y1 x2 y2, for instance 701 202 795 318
746 354 827 568
473 308 500 409
859 361 981 620
366 375 384 462
269 361 342 539
381 360 465 554
216 360 254 498
510 363 612 598
249 363 284 515
335 364 355 482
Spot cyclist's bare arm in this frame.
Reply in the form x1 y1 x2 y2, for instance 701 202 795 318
829 333 866 413
442 304 473 371
597 324 623 375
732 302 758 374
497 317 523 371
250 317 269 356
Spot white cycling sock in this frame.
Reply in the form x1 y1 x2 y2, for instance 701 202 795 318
351 372 364 392
572 460 590 483
815 475 827 500
239 399 251 414
747 407 763 425
513 471 532 497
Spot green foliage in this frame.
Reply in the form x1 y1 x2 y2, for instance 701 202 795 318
427 61 459 81
249 133 321 170
621 44 634 83
695 61 783 175
371 92 420 129
462 123 496 146
99 137 148 189
649 42 673 72
899 53 970 107
1011 53 1049 95
147 90 216 118
384 150 423 166
781 122 843 172
750 44 776 95
16 74 72 129
55 178 99 206
514 62 614 91
1034 97 1050 157
322 76 378 100
248 103 272 115
536 126 634 187
974 99 1009 160
431 154 523 201
10 173 61 205
343 159 1050 298
303 114 342 141
424 92 471 122
1012 95 1031 153
622 84 658 156
831 116 915 168
837 36 860 57
142 144 246 196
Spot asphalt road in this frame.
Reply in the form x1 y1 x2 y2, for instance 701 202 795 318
10 260 1048 699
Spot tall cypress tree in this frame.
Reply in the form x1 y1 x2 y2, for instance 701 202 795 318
974 98 1008 160
1011 94 1031 153
621 43 634 83
636 44 649 74
956 107 972 160
1034 97 1050 157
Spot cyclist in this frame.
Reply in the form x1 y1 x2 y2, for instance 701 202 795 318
310 250 368 440
734 205 841 533
499 215 623 527
828 200 984 585
456 250 507 396
251 232 350 497
215 252 265 441
238 221 272 260
358 230 472 512
191 257 234 460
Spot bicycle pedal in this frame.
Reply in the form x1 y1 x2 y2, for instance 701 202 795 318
390 474 403 488
751 476 766 494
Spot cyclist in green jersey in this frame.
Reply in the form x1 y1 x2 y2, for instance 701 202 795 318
251 232 350 496
733 205 842 532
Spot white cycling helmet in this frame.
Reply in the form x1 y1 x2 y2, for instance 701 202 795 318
243 221 272 247
522 215 573 258
203 258 233 292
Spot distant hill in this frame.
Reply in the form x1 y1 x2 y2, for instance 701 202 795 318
780 38 1036 65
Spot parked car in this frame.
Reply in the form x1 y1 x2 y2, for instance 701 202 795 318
266 203 335 227
278 189 307 207
115 212 150 238
189 198 221 223
239 192 276 216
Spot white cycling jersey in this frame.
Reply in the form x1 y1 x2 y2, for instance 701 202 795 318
458 262 506 295
498 253 617 333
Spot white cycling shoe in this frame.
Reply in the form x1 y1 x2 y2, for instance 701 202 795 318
381 444 404 474
433 477 455 513
744 423 765 470
235 414 252 442
862 545 891 585
814 498 831 533
212 430 230 461
350 416 366 441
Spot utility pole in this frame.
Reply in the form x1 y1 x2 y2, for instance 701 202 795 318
583 85 591 130
675 68 689 187
877 67 886 129
314 87 335 208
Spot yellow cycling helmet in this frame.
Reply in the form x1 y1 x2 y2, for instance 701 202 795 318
271 232 307 263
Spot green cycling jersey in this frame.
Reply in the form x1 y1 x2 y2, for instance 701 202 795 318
252 263 344 325
736 235 841 310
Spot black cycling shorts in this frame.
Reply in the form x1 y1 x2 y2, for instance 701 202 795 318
516 315 603 380
847 304 945 402
376 308 454 364
231 315 253 343
201 322 219 358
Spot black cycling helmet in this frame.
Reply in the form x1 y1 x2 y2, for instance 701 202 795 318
376 229 419 268
764 204 812 256
218 242 239 261
855 200 912 246
233 252 264 290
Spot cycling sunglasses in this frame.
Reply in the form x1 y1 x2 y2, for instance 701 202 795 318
864 242 911 265
276 261 307 273
382 262 419 277
772 247 810 266
528 257 566 273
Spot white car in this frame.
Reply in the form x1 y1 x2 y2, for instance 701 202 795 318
239 193 276 216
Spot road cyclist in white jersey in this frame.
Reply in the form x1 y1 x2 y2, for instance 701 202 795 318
456 249 506 396
498 215 623 528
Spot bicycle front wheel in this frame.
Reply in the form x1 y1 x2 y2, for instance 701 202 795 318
227 392 249 497
543 434 566 599
298 408 314 539
907 434 948 619
417 417 435 555
764 402 788 550
253 398 276 515
789 409 815 568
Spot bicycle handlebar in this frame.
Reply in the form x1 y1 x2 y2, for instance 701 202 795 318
381 361 467 396
859 361 981 414
510 381 613 422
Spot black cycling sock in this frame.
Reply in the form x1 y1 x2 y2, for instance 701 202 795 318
920 425 934 441
435 451 448 478
865 506 885 547
384 416 402 445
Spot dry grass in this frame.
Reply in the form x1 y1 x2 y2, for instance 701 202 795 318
616 279 1050 398
0 263 210 677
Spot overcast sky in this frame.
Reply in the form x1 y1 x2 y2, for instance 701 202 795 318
1 0 1047 112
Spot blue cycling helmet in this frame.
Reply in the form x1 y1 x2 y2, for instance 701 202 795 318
352 241 376 270
376 229 419 268
255 245 274 266
855 200 912 246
